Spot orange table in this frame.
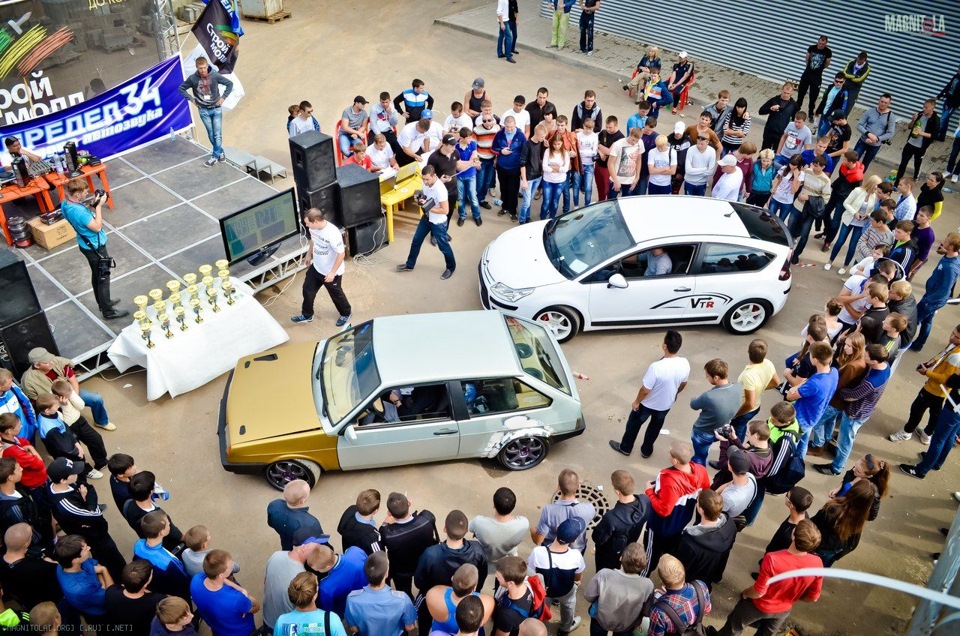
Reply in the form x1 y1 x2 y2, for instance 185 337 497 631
44 163 114 210
0 178 56 245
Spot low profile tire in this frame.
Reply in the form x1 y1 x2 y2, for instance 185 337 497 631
264 459 321 491
497 437 549 470
534 306 581 343
723 299 772 335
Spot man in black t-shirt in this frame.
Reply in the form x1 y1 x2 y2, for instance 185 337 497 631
428 134 467 230
104 560 165 634
525 88 555 132
824 110 852 172
379 492 439 600
797 36 833 115
0 523 62 611
493 555 534 636
595 116 624 202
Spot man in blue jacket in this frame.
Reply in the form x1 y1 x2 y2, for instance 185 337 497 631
0 370 37 444
910 232 960 352
492 116 526 221
814 73 849 136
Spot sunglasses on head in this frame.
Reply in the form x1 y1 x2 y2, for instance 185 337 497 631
697 136 708 141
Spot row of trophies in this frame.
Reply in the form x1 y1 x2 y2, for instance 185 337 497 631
133 260 238 349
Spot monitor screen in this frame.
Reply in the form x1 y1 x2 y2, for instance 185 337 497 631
219 189 300 264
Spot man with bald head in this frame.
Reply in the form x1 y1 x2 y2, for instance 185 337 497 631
267 479 324 551
519 618 548 636
0 523 62 612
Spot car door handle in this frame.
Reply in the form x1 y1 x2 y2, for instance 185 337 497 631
433 429 457 436
674 287 692 292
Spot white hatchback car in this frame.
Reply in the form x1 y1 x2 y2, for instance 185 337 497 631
479 196 793 342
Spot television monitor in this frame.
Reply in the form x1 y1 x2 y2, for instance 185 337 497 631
219 188 300 265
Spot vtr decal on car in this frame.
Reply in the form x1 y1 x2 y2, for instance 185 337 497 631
650 293 734 310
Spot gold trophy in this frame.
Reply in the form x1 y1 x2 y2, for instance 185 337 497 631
183 273 197 288
152 300 165 317
158 312 173 339
148 288 163 308
190 297 203 323
174 306 188 331
169 293 183 311
215 259 229 276
133 296 151 325
206 286 221 312
166 280 181 298
201 275 214 290
186 284 200 302
198 264 213 280
217 268 230 284
139 321 155 348
222 280 236 305
133 310 148 327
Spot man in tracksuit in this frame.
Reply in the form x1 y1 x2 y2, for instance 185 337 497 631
910 232 960 352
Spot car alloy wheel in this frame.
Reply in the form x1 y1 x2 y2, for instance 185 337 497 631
534 306 580 342
723 299 771 335
265 459 321 491
498 437 548 470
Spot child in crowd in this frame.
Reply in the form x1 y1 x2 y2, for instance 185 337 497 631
151 596 199 636
851 244 892 278
854 210 895 263
107 452 137 511
908 206 935 280
35 394 100 479
574 118 598 207
286 104 299 135
762 486 813 557
50 379 85 426
625 100 651 137
182 525 241 579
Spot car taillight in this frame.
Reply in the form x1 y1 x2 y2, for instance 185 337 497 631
779 253 792 281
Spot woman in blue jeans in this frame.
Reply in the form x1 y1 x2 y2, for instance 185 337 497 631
767 156 803 224
541 136 569 220
824 175 880 273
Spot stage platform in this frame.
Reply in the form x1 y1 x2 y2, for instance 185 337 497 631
4 137 307 377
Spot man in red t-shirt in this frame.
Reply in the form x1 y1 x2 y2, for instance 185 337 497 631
714 519 823 635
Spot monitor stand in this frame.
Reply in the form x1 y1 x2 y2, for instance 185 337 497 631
246 243 280 267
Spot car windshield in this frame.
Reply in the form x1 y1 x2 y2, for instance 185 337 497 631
543 201 634 279
317 321 381 425
505 316 570 395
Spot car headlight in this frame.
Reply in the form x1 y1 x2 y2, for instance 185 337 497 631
491 283 534 302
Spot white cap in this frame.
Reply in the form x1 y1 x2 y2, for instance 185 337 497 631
718 155 738 167
674 122 685 135
679 50 688 59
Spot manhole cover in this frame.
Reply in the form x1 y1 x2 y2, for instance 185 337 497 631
551 483 610 530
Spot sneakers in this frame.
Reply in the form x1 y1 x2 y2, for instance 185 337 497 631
918 429 932 445
291 314 313 324
335 315 351 327
203 158 217 168
396 264 413 272
440 269 455 280
812 464 839 475
952 173 958 183
837 267 846 275
953 492 960 503
823 263 832 271
889 429 912 442
87 469 104 479
558 616 582 635
95 422 117 431
218 154 227 163
899 464 923 478
609 440 629 456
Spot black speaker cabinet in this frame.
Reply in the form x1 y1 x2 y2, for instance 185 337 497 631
348 219 387 255
0 249 42 327
336 164 383 228
0 313 58 377
296 182 342 228
289 131 336 191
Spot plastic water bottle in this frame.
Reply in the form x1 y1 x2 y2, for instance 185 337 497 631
151 483 170 501
54 155 64 175
494 198 503 206
169 127 176 142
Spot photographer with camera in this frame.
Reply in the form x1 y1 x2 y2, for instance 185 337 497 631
60 178 128 320
396 165 456 280
689 359 742 467
853 93 895 169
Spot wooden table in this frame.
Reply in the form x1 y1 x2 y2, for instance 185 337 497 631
0 179 56 245
380 173 423 244
44 163 114 210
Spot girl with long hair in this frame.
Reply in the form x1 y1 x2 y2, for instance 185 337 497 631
829 453 889 520
721 98 752 155
541 135 569 221
812 479 876 566
824 174 881 273
917 171 945 222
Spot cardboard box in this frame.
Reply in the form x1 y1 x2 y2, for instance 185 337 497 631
27 217 76 250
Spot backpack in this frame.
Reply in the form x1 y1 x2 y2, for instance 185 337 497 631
500 577 553 622
654 582 707 636
765 433 806 495
540 548 576 599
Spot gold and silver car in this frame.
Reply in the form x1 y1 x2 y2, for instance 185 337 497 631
218 311 585 489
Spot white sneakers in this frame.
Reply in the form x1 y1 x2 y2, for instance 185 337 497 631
953 173 958 183
918 430 931 445
88 469 104 479
824 263 832 271
837 267 847 276
889 429 912 442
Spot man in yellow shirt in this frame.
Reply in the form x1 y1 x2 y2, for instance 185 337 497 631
731 340 781 440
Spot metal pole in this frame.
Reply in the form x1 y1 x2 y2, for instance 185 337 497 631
904 503 960 636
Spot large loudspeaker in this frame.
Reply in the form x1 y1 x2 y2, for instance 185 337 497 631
0 250 41 326
297 182 342 228
289 131 336 190
0 313 58 377
336 164 382 228
348 219 387 255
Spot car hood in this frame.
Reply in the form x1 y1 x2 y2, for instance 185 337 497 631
226 342 323 443
483 222 568 288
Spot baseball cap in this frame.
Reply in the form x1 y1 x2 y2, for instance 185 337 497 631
48 457 85 483
556 517 586 544
674 121 686 135
28 347 55 365
442 134 457 145
728 448 751 475
718 154 738 167
353 95 368 105
679 50 689 59
514 95 526 105
831 109 847 121
472 77 485 89
421 109 433 119
294 533 331 547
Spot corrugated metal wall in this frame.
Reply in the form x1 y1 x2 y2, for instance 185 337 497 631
542 0 958 119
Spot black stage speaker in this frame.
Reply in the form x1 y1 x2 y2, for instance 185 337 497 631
0 250 42 326
0 313 58 377
336 164 382 228
290 131 336 190
296 182 342 228
348 219 387 255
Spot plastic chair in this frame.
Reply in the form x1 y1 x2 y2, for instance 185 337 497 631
334 120 345 166
676 72 696 113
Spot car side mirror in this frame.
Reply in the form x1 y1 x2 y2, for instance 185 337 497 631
344 425 358 443
607 273 628 289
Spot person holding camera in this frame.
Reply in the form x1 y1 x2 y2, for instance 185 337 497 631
689 359 742 467
396 165 456 280
60 178 128 320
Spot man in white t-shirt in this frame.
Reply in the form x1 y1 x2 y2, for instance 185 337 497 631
367 134 399 174
607 128 644 199
611 330 690 458
712 154 744 201
291 208 352 326
502 95 531 137
397 112 443 167
646 134 677 195
396 165 456 280
444 103 474 134
289 100 321 137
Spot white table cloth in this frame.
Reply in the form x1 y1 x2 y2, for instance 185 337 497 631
107 279 289 400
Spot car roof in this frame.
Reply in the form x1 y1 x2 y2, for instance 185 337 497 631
373 311 522 386
618 196 750 243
